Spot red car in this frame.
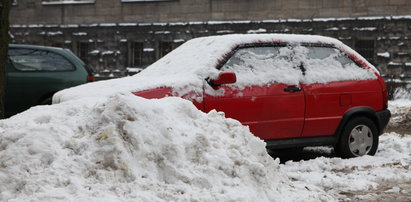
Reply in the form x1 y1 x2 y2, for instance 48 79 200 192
55 34 391 158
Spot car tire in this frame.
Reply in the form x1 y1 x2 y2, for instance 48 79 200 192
336 117 379 158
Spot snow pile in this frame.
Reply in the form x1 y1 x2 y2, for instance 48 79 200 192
281 132 411 200
54 34 378 104
0 94 332 201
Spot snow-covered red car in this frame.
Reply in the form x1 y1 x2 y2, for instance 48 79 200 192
54 34 391 158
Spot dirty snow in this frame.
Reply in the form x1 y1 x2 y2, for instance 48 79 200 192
281 132 411 200
386 99 411 132
54 34 378 104
0 94 332 201
392 85 411 100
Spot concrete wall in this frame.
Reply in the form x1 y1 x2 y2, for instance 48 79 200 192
10 0 411 25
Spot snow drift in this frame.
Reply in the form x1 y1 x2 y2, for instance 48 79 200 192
0 94 332 201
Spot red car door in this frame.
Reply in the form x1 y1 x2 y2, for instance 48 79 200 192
299 45 380 137
203 45 305 140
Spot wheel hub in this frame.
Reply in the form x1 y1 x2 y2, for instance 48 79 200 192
348 125 373 156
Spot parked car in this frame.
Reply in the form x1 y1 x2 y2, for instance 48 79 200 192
54 34 390 158
5 44 94 117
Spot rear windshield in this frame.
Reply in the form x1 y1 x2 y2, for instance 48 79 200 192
8 48 75 72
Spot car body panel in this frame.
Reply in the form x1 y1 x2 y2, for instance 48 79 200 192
301 79 383 137
133 87 173 99
204 83 305 140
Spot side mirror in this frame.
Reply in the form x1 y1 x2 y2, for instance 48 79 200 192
210 72 236 86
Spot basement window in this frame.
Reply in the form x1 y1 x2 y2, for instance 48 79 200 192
128 42 155 67
129 42 144 67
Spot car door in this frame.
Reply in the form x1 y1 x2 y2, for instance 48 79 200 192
203 45 305 140
299 45 380 137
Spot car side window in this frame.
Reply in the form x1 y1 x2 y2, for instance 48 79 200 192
302 46 376 84
220 46 303 86
8 48 74 72
306 46 358 67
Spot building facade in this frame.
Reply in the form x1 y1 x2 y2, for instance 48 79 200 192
8 0 411 87
10 0 411 24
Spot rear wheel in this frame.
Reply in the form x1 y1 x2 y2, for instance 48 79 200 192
335 117 379 158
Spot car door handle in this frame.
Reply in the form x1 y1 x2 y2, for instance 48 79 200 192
284 86 302 92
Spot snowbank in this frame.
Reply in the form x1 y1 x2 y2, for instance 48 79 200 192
53 34 378 104
0 94 332 201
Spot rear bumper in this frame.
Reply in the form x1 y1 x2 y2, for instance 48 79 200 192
376 109 391 134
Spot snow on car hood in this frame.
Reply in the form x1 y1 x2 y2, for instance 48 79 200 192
0 94 333 201
53 34 378 104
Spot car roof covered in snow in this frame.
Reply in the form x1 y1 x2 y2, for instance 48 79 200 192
145 33 377 74
53 34 378 103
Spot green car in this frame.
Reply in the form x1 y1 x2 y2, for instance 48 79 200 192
5 44 94 117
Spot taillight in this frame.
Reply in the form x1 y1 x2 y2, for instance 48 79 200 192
87 75 95 82
376 75 389 109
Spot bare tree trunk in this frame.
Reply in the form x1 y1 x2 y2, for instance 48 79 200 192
0 0 10 118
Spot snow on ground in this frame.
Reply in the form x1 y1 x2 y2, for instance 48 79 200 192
387 99 411 131
281 133 411 201
0 94 332 201
1 97 410 202
392 84 411 100
280 100 411 201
